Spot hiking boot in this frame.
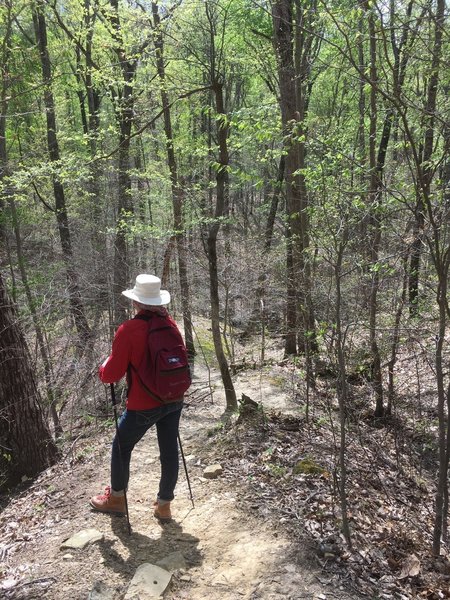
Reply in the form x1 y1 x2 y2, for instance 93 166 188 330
90 487 126 515
153 500 172 522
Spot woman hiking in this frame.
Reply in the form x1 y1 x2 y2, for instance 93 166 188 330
90 274 187 522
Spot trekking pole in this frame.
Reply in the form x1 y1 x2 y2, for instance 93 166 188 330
177 433 195 508
110 383 132 535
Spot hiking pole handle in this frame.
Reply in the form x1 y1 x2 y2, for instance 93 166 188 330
109 383 132 535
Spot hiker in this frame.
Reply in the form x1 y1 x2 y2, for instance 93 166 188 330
90 274 185 521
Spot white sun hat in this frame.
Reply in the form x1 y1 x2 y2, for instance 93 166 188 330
122 274 171 306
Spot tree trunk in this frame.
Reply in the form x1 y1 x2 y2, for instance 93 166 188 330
408 214 423 315
387 251 409 415
152 2 195 359
0 0 12 257
409 0 443 318
285 230 297 355
335 236 352 547
113 130 133 325
83 0 107 313
357 4 366 162
33 1 92 347
433 268 450 554
209 80 237 412
421 0 447 557
293 0 317 356
272 0 317 356
48 0 105 317
244 155 285 337
8 198 62 437
365 3 384 418
107 0 136 326
272 0 298 356
0 272 58 489
1 5 61 435
161 236 176 289
364 0 417 417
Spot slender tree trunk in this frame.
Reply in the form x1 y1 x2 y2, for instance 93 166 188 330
442 98 450 210
357 4 366 162
424 0 448 556
408 204 423 316
365 3 384 418
47 0 104 311
409 0 444 316
387 251 408 415
74 47 89 135
200 2 238 412
444 381 450 543
113 123 133 325
433 268 450 554
0 272 58 489
83 0 107 313
33 1 91 346
335 236 352 547
285 231 297 355
107 0 136 326
364 0 418 416
209 80 237 412
161 236 176 289
264 156 286 256
152 2 195 359
0 0 12 257
245 155 285 336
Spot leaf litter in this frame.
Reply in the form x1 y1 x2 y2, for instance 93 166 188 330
0 338 449 599
198 352 450 600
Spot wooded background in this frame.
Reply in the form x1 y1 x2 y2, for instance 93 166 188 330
0 0 449 558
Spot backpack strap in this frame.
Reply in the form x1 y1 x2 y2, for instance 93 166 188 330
133 312 152 322
126 313 152 399
134 312 174 335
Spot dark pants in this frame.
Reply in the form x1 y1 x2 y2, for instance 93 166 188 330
111 401 183 501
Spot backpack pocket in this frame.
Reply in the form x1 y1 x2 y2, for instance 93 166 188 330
155 346 191 399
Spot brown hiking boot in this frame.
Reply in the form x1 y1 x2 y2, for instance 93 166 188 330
90 487 126 515
153 500 172 522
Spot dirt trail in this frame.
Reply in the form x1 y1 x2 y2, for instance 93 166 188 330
0 367 356 600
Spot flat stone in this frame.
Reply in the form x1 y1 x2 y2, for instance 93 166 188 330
124 563 172 600
61 528 104 550
203 464 223 479
88 581 116 600
156 551 187 572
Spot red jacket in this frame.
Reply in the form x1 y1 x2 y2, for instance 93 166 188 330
99 310 180 410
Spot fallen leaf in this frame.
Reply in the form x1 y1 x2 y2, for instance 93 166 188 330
399 554 421 579
1 578 19 590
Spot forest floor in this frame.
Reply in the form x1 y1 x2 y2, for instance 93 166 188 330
1 322 450 599
0 361 356 600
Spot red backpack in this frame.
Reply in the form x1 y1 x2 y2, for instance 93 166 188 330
130 313 191 403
